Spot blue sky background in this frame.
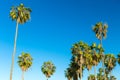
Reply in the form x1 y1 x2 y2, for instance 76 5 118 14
0 0 120 80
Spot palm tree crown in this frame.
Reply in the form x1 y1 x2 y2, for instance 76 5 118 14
41 61 56 80
10 3 31 24
18 52 33 71
93 22 108 40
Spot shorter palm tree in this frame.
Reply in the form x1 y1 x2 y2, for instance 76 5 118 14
18 52 33 80
41 61 56 80
104 54 116 78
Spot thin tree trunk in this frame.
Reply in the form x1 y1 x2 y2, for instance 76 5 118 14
102 56 106 80
22 70 24 80
10 21 19 80
94 65 97 80
100 39 106 80
80 55 82 80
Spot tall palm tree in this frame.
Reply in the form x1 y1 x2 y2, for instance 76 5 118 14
92 22 108 80
10 3 31 80
104 54 116 79
18 52 33 80
41 61 56 80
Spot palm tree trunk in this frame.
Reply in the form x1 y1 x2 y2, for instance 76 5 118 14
94 65 97 80
22 70 24 80
10 21 19 80
100 39 106 80
102 57 106 80
80 55 82 80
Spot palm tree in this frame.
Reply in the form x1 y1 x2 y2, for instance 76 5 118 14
70 57 79 80
65 59 80 80
18 52 33 80
92 22 108 44
41 61 56 80
71 56 84 80
83 45 93 80
10 3 31 80
65 54 85 80
71 41 89 80
92 22 108 80
104 54 116 79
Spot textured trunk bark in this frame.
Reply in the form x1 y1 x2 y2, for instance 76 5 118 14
10 21 19 80
80 55 82 80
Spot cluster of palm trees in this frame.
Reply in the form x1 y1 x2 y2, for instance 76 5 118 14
17 52 56 80
65 22 120 80
8 3 120 80
9 3 56 80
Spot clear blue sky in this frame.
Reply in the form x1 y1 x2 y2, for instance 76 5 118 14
0 0 120 80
